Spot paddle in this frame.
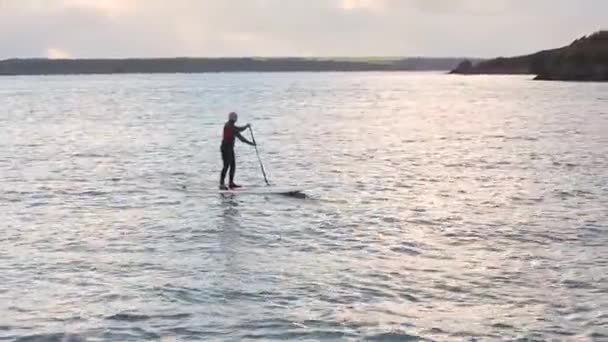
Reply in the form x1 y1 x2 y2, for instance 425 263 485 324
249 126 270 186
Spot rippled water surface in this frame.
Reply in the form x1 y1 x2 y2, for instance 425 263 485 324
1 73 607 341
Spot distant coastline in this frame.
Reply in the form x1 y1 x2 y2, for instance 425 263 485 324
0 57 478 76
451 31 608 81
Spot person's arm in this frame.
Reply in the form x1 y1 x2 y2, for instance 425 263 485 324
235 131 255 146
235 124 250 133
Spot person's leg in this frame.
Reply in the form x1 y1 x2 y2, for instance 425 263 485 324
220 146 230 189
228 149 238 187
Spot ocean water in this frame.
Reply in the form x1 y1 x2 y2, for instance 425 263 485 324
1 72 607 341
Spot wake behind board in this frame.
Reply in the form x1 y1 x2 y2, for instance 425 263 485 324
219 186 304 196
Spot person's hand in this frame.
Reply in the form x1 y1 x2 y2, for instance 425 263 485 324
251 141 257 146
245 124 251 129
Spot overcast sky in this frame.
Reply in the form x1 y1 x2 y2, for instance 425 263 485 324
0 0 605 59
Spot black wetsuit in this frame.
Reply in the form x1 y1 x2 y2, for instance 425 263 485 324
220 121 251 186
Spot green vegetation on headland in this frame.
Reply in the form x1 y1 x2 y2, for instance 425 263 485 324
0 57 474 76
451 31 608 81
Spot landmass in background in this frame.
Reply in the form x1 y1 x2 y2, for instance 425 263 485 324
3 31 605 81
452 31 608 81
0 57 478 76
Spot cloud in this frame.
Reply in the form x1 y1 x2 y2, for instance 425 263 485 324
0 0 606 59
339 0 386 12
60 0 134 13
409 0 513 15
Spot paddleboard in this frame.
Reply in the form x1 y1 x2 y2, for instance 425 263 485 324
219 186 304 195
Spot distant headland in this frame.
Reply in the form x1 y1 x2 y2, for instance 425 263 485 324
451 31 608 81
0 57 476 76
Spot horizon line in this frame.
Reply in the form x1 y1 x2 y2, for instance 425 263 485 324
0 56 483 62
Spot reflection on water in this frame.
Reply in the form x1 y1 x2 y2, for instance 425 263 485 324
0 73 607 341
218 195 241 272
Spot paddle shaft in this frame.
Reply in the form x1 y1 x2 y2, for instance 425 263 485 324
249 127 270 186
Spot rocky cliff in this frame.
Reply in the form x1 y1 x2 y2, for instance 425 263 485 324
451 31 608 81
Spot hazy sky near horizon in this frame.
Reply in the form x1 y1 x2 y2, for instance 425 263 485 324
0 0 606 59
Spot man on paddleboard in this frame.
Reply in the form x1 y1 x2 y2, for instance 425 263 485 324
220 112 255 190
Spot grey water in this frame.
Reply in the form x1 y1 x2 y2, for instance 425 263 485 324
1 73 607 341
